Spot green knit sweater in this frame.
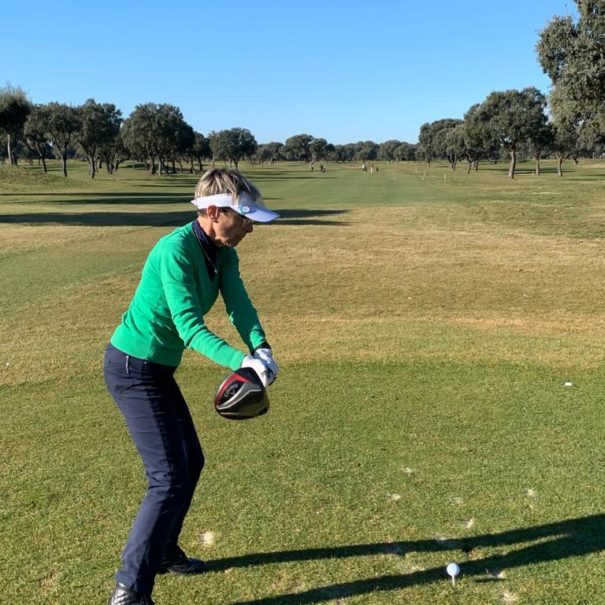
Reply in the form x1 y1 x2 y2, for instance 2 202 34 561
110 223 266 369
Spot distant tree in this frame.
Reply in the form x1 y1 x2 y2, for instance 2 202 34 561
189 132 211 173
45 102 81 177
282 134 314 162
393 142 417 161
0 84 31 165
431 119 463 168
255 142 283 165
332 144 355 162
23 104 52 172
153 104 192 174
442 123 466 170
414 146 428 164
526 120 554 175
418 119 463 167
309 137 329 162
417 122 435 166
379 139 402 161
551 117 579 175
354 140 379 162
122 103 158 173
462 103 499 172
209 128 257 170
121 103 192 174
98 130 130 174
76 99 122 178
474 87 550 178
172 120 194 173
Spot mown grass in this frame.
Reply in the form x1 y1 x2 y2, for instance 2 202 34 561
1 158 605 604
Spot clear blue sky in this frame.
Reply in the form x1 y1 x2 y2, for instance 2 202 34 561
2 0 576 145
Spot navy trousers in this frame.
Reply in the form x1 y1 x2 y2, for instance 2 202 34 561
103 344 205 595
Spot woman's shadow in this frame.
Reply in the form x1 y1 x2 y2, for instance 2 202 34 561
205 513 605 604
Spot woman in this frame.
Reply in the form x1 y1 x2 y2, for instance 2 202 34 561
104 168 280 605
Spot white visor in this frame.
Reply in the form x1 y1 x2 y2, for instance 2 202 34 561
190 191 279 223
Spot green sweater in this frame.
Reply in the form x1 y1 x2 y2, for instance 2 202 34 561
110 223 266 369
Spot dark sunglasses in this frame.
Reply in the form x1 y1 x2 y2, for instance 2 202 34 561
221 208 254 226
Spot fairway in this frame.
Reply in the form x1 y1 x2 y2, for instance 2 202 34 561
2 159 605 604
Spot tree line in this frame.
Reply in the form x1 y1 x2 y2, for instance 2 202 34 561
0 92 419 178
0 1 603 179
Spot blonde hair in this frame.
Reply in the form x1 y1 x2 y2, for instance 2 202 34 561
194 167 264 206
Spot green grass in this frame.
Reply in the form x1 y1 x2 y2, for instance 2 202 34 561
2 158 605 604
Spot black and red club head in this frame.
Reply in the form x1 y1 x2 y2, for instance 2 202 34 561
214 367 269 420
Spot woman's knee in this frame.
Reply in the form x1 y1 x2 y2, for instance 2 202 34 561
148 469 195 502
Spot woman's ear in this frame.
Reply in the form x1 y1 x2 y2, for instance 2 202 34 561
207 205 221 222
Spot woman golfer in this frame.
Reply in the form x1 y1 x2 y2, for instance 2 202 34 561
104 168 279 605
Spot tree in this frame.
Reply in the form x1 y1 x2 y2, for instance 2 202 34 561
0 85 31 165
379 140 403 161
432 120 463 168
255 142 283 165
282 134 314 162
526 120 554 175
122 103 158 173
209 128 257 169
418 119 463 168
444 124 467 170
354 141 379 162
76 99 122 178
537 1 605 129
462 103 500 172
45 102 81 177
551 118 579 175
309 137 329 162
189 132 211 173
171 119 194 173
332 144 355 162
98 130 130 174
417 122 435 166
23 104 52 172
474 88 550 178
393 142 417 162
577 116 605 156
152 104 192 174
121 103 192 174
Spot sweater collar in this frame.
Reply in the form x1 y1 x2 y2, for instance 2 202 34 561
192 220 219 278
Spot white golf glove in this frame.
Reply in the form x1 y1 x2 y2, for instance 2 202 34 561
253 348 279 382
240 355 274 387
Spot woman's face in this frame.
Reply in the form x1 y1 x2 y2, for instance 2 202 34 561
211 208 254 247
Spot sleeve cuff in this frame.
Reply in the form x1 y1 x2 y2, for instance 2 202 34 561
252 341 271 353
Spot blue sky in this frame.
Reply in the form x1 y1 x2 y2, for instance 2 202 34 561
2 0 576 145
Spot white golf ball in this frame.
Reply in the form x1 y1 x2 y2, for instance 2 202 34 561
446 562 460 577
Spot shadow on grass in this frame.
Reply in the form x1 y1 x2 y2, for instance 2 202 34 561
493 169 561 176
0 192 189 197
566 173 605 180
249 174 338 182
0 209 349 227
0 192 193 204
214 514 605 604
272 209 348 225
490 166 603 178
0 211 193 227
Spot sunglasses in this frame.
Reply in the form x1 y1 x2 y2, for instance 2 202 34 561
221 208 254 227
